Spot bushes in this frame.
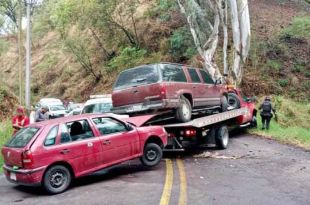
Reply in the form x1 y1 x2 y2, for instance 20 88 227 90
0 120 13 172
0 38 10 55
281 16 310 38
278 79 289 87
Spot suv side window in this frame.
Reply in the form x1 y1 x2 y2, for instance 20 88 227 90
92 117 128 135
44 126 59 146
188 68 201 83
199 70 214 84
161 64 187 82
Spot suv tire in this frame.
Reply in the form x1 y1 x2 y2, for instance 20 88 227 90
140 143 163 167
220 95 228 112
43 165 71 194
176 96 192 122
227 92 241 109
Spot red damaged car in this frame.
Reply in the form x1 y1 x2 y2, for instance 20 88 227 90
112 63 228 122
1 114 167 194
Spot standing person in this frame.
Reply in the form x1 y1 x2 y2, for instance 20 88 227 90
259 96 276 130
35 106 50 122
12 106 30 134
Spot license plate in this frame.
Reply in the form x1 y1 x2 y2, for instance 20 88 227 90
128 105 143 112
10 172 17 181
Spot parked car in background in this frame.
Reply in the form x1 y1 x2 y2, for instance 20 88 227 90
35 98 62 110
1 114 167 194
35 98 67 119
112 63 228 122
65 107 82 116
67 103 84 113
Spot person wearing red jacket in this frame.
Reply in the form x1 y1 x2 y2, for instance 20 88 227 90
12 106 30 134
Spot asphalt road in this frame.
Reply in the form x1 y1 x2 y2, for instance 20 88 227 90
0 133 309 205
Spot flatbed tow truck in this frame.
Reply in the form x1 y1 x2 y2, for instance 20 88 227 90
127 107 250 151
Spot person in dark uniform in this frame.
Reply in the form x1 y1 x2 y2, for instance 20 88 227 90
259 96 276 130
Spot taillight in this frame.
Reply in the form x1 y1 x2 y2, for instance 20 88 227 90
160 84 166 98
22 150 34 168
181 129 196 137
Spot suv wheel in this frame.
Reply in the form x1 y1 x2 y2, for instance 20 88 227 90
227 93 241 109
220 95 228 112
140 143 163 167
176 96 192 122
43 165 71 194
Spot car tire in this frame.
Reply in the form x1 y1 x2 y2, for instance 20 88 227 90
140 143 163 167
220 95 228 112
43 165 71 194
250 116 257 128
176 96 192 122
215 126 229 149
227 93 241 109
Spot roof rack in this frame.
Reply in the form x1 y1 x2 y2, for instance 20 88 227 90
89 94 111 99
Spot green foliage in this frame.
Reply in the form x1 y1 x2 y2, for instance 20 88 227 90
147 0 177 20
266 59 282 72
37 54 58 71
0 120 13 172
0 86 9 101
0 38 10 55
281 16 310 38
278 79 289 87
170 26 197 60
108 47 147 72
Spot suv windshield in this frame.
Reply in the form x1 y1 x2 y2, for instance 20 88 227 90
114 65 159 90
82 103 112 114
5 127 40 148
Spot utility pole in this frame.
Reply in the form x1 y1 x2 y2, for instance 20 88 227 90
18 0 23 105
25 1 31 108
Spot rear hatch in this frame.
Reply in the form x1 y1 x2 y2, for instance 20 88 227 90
1 127 40 167
112 64 163 107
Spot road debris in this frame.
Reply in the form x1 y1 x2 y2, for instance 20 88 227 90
193 151 257 159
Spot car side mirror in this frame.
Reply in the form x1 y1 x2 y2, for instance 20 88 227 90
126 123 134 131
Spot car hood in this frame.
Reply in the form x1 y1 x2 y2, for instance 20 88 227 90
124 115 156 127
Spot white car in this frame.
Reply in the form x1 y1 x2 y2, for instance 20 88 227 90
35 98 62 109
65 107 82 116
82 95 128 118
46 103 68 119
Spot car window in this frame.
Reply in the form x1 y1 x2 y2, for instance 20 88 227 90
188 68 201 83
44 126 59 146
49 105 66 111
92 117 128 135
199 70 214 84
114 65 159 90
82 103 112 114
5 127 40 148
161 64 187 82
62 120 94 142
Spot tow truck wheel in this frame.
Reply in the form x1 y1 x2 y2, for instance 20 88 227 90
215 126 229 149
176 96 192 122
141 143 163 167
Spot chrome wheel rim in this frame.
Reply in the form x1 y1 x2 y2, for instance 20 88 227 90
49 169 66 188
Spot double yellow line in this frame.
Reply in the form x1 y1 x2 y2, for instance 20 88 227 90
159 159 187 205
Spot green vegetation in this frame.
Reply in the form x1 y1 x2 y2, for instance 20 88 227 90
278 79 289 87
281 16 310 38
266 59 282 72
250 96 310 149
0 120 13 172
0 38 10 55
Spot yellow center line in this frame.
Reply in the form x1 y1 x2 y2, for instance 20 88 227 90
159 159 174 205
177 159 187 205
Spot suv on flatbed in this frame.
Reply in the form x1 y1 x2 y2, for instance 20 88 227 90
112 63 228 122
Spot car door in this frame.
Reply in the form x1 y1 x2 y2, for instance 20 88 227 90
198 69 221 106
92 117 140 164
38 120 103 176
187 68 205 107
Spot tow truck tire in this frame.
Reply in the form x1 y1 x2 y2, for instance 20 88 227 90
43 165 71 194
215 126 229 149
176 96 192 122
141 143 163 167
227 93 241 109
220 95 228 112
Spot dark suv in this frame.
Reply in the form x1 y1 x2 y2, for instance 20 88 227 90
112 63 228 122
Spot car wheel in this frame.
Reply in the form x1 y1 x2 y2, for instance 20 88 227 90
43 165 71 194
176 96 192 122
220 95 228 112
227 93 241 109
140 143 163 167
215 126 229 149
250 116 257 128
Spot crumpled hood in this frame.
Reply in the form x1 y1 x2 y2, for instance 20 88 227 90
124 115 156 127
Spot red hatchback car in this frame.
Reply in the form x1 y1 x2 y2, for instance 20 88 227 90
1 114 167 194
112 63 228 122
